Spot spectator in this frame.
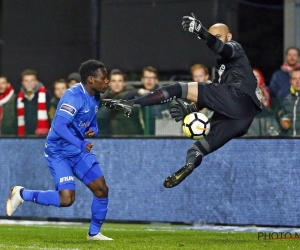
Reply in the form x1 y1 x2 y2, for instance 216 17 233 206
277 67 300 136
253 68 271 108
269 47 300 102
17 69 52 136
190 63 213 118
0 76 17 135
125 66 170 135
190 63 210 82
246 68 278 136
67 72 81 88
48 79 68 123
97 69 143 135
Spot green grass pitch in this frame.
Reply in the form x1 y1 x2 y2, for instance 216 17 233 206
0 222 300 249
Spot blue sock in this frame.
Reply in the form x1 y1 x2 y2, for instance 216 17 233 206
21 189 60 207
89 197 108 236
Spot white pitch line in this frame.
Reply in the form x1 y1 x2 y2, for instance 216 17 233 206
0 219 84 226
4 219 300 234
0 244 81 250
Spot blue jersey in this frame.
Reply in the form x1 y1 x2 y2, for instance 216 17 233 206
45 83 100 157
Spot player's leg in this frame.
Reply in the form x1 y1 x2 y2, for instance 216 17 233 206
102 82 200 114
186 112 254 168
164 112 255 188
75 153 112 241
164 84 257 188
86 174 111 240
6 156 75 216
22 156 76 207
132 82 199 105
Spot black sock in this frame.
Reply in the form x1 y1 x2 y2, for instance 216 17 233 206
186 149 203 168
132 82 183 106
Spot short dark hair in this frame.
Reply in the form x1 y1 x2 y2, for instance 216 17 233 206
285 46 300 56
142 66 158 78
21 69 37 80
293 67 300 73
53 78 68 89
79 59 105 83
0 75 10 82
109 69 126 81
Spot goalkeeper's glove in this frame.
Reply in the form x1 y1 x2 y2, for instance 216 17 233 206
170 98 199 122
102 99 139 117
182 13 204 39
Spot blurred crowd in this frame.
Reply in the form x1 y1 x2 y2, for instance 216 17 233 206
0 46 300 137
246 46 300 137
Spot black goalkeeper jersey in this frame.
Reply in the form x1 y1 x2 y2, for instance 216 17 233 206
212 40 262 110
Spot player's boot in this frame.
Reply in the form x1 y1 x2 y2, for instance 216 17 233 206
163 163 195 188
102 99 139 117
6 186 24 216
87 232 113 241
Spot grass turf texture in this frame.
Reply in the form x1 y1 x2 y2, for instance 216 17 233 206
0 223 300 249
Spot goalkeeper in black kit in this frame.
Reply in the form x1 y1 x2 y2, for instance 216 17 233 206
103 14 262 188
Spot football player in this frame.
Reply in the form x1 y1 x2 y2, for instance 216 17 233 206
6 60 113 240
103 14 261 188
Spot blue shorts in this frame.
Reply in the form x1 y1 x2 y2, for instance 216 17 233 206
44 152 104 191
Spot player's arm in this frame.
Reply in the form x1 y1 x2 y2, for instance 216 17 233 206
182 14 234 59
86 116 98 137
53 91 92 152
52 115 92 152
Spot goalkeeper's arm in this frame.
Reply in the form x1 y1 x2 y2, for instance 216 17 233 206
182 14 234 58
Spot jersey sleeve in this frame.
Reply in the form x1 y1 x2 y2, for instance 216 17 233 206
56 90 83 122
205 36 243 60
88 116 99 137
221 41 244 59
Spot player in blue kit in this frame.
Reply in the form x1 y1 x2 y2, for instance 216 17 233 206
6 59 113 241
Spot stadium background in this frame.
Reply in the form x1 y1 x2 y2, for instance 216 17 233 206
1 0 300 228
0 0 290 89
1 138 300 226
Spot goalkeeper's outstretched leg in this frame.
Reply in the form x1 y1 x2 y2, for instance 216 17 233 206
102 82 200 117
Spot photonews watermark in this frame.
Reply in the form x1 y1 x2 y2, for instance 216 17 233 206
258 232 300 240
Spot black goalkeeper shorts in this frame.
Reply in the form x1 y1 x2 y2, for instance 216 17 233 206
194 82 257 153
197 82 256 119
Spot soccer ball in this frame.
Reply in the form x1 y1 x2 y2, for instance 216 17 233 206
182 112 210 140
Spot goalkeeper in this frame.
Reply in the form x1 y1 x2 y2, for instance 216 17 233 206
103 14 262 188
